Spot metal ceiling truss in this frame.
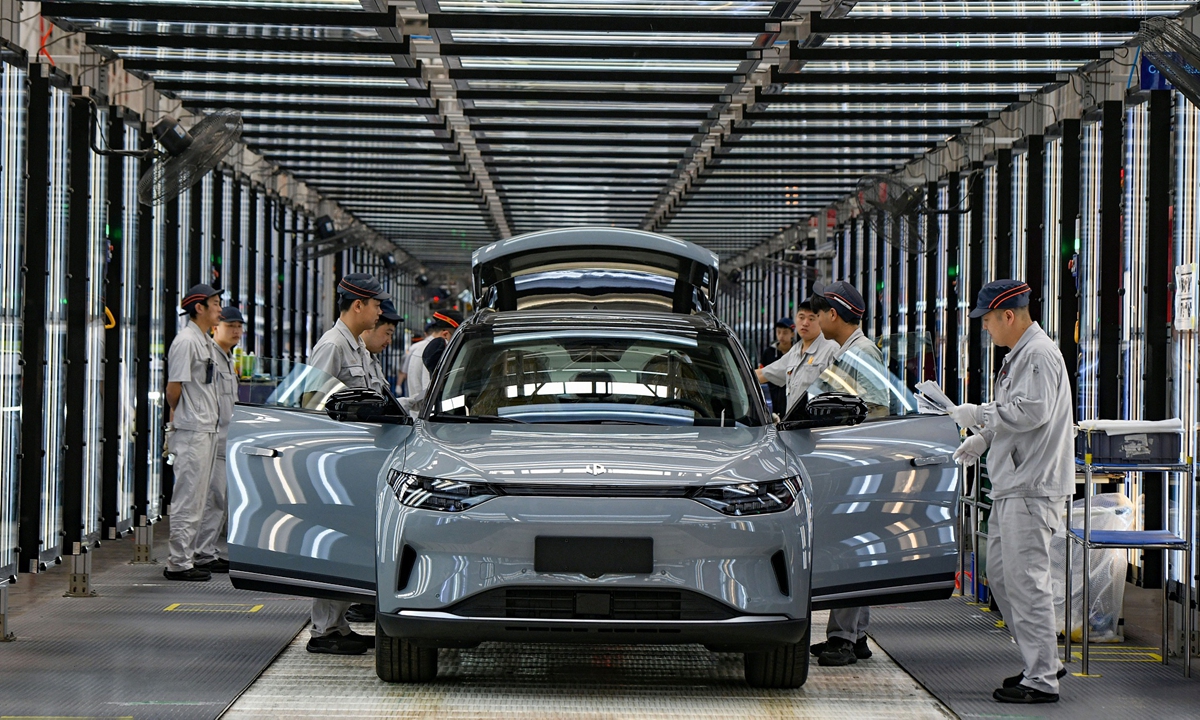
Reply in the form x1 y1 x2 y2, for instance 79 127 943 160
39 0 1189 274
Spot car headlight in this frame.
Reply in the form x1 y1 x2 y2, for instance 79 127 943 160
690 478 799 516
387 470 497 513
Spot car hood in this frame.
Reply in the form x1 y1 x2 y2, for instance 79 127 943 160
402 422 786 487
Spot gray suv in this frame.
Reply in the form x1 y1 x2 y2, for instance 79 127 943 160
227 228 960 689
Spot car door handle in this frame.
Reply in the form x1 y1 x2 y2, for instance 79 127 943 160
911 455 949 467
240 446 280 458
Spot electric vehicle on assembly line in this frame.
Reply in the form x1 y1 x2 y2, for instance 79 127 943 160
226 228 961 689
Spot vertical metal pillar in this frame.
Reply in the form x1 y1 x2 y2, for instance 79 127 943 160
1098 101 1124 420
262 196 275 360
63 92 95 597
132 125 156 563
1024 137 1046 322
102 110 125 540
211 171 224 290
229 177 242 303
967 164 986 404
992 150 1014 372
245 186 258 353
1058 119 1082 404
159 195 180 511
1142 90 1174 589
924 181 940 383
873 210 886 338
18 65 51 575
944 173 961 402
188 185 202 287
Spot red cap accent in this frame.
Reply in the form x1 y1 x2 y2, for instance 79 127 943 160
988 283 1031 309
432 311 459 329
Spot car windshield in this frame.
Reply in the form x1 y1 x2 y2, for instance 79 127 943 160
804 339 923 419
431 327 765 426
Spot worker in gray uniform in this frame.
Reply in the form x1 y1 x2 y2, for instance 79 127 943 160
193 306 243 574
363 299 401 397
401 310 461 418
163 284 225 582
343 298 402 626
948 280 1072 704
756 299 840 417
807 280 882 666
305 272 389 655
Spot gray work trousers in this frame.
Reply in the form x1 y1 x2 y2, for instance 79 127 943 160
988 495 1068 694
311 599 352 638
194 428 228 564
166 429 220 572
827 606 870 642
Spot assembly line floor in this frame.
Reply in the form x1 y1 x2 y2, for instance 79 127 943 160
2 527 1198 719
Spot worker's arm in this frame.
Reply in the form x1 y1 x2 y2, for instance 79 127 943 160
980 350 1060 435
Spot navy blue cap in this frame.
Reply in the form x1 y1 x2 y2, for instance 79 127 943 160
378 299 402 324
219 306 244 324
970 279 1031 318
180 284 220 314
812 280 866 320
337 273 390 301
774 316 795 330
428 310 463 330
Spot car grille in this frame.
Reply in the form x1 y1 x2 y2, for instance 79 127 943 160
446 587 736 621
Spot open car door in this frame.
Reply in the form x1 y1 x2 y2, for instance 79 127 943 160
227 363 413 602
472 227 719 313
779 346 961 609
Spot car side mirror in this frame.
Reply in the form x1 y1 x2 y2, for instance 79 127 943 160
326 388 411 425
777 392 869 430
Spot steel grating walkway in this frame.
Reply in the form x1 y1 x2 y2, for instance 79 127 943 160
869 596 1200 719
224 610 954 719
0 534 309 720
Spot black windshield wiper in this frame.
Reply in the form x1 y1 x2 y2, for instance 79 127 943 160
429 413 526 424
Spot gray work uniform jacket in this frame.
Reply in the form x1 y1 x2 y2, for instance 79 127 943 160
167 321 223 432
310 319 371 390
835 328 888 409
977 322 1075 500
761 335 840 413
367 353 391 396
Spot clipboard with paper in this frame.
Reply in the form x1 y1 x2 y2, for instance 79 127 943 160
914 380 955 415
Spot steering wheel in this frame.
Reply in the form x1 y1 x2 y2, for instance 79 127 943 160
651 397 709 417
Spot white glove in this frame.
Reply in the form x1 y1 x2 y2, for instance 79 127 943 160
952 434 988 466
948 402 983 429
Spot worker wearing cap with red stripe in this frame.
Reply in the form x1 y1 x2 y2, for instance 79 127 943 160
401 309 462 419
807 280 885 667
948 279 1073 704
163 284 225 582
304 272 390 656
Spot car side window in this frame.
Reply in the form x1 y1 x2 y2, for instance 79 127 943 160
805 347 922 419
237 359 346 411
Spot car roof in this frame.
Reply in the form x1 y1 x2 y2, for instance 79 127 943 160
465 309 726 335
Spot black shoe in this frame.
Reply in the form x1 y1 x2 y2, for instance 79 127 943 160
1002 667 1067 688
345 603 375 623
812 637 871 660
817 637 858 667
163 567 211 582
306 629 373 655
854 635 872 660
195 558 229 574
993 686 1059 704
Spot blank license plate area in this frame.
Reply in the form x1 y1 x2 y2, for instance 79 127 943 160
534 537 653 578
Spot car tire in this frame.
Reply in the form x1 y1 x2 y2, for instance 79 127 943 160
375 621 438 683
743 614 811 689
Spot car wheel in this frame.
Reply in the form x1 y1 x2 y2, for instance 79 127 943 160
375 621 438 683
743 615 811 689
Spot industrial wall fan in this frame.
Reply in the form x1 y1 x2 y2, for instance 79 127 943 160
855 174 931 255
1139 17 1200 107
137 108 243 206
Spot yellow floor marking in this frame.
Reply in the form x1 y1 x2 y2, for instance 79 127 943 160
162 602 264 613
2 717 134 719
1067 648 1163 662
1070 672 1104 677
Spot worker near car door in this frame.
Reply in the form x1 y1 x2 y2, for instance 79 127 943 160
808 280 882 667
755 299 840 416
949 280 1072 705
192 306 244 575
363 299 402 397
163 284 224 582
401 310 462 418
758 317 795 415
304 272 389 656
